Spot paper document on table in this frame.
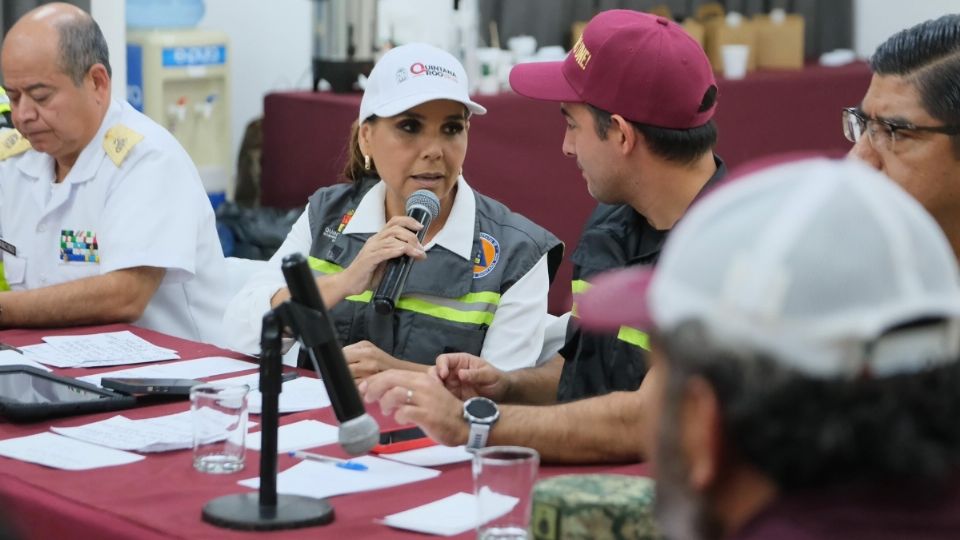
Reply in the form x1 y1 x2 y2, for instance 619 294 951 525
52 410 256 453
239 455 440 498
246 419 339 452
382 490 518 536
35 331 179 367
213 372 262 389
0 432 144 470
0 349 52 372
78 356 256 387
241 376 331 414
21 343 69 367
381 445 473 467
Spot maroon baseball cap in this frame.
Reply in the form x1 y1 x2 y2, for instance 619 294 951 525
509 9 717 129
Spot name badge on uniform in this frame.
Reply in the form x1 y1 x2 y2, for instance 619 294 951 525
60 229 100 263
0 238 16 257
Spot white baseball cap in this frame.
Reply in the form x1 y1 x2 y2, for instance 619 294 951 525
578 158 960 378
358 43 486 124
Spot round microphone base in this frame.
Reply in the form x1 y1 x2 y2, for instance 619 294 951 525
202 493 334 531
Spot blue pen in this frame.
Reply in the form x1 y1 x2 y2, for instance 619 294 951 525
287 450 368 471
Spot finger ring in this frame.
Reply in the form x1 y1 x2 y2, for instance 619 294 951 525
405 389 414 404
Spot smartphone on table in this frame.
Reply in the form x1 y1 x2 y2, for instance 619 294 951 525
100 377 203 396
371 425 435 454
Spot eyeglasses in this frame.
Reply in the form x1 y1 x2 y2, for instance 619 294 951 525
842 107 960 153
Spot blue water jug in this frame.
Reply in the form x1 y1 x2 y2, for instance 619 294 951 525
126 0 205 28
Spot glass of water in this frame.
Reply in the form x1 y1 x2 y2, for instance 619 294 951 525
190 382 249 474
473 446 540 539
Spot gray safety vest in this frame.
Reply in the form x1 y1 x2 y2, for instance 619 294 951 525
306 179 562 365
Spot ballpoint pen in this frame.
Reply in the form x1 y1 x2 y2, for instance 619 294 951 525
287 450 368 471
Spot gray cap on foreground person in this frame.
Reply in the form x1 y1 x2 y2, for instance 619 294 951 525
578 158 960 540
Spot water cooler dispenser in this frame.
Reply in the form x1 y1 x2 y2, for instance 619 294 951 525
126 29 232 207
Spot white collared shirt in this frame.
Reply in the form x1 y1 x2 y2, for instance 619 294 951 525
224 177 551 370
0 99 231 345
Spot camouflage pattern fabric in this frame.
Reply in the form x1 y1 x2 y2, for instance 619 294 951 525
531 474 662 540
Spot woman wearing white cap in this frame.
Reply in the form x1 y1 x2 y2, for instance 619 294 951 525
225 43 562 379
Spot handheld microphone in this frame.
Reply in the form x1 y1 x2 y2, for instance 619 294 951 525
281 253 379 455
373 189 441 314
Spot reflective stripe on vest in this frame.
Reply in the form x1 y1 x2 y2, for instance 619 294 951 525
308 256 500 325
571 277 649 350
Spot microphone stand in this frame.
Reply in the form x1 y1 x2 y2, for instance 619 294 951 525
201 308 335 530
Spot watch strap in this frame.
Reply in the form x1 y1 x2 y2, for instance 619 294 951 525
466 421 491 450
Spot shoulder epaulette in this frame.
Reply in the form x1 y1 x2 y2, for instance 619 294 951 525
0 129 31 161
103 124 144 167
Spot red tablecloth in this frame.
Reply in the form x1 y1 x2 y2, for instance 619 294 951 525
0 324 647 539
262 62 871 314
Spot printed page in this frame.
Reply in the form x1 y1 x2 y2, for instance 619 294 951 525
38 331 180 367
380 445 473 467
0 432 144 470
239 455 440 498
382 490 518 536
52 410 257 453
246 419 339 452
78 356 256 387
0 349 52 372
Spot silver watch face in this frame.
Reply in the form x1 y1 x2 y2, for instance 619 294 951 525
464 397 499 424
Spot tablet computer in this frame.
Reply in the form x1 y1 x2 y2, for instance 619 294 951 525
0 365 136 422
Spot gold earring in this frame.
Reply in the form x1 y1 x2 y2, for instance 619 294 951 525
363 155 371 170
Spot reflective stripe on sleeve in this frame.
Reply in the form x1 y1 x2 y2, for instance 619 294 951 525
616 326 650 351
571 279 592 317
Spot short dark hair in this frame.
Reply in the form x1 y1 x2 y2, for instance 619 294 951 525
586 104 717 165
870 14 960 156
55 14 112 86
658 320 960 491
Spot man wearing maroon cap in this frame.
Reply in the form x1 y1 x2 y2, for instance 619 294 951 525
360 10 726 463
507 8 724 404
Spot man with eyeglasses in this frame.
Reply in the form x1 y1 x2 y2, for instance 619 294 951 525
846 14 960 259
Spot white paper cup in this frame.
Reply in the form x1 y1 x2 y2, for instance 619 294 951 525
722 44 750 80
507 35 537 61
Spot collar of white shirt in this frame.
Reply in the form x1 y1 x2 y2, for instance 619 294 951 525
341 176 476 261
17 99 123 184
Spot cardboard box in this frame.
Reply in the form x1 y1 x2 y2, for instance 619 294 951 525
695 2 725 23
754 14 805 69
682 18 705 49
571 21 587 50
648 4 673 19
704 17 758 74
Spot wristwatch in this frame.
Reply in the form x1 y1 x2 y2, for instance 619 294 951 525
463 396 500 450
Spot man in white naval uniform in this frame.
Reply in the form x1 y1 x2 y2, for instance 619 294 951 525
0 3 230 345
